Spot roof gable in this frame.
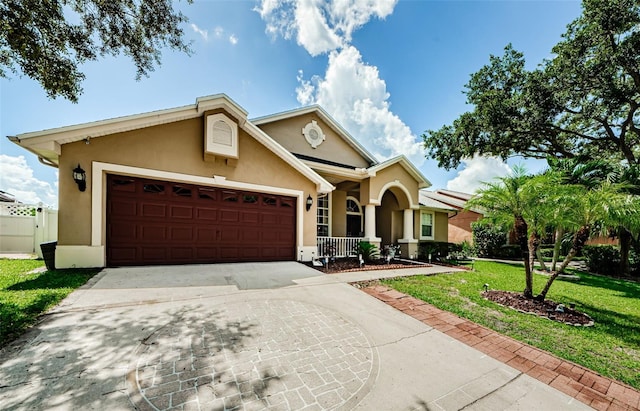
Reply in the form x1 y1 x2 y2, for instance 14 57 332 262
251 106 378 167
8 95 333 193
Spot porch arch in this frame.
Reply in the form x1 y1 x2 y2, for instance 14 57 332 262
371 181 419 210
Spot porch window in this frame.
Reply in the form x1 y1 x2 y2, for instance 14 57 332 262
420 211 434 240
346 197 363 237
317 195 330 236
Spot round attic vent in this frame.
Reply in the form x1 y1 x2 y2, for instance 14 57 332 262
302 120 325 148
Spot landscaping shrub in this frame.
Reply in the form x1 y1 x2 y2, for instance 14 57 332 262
494 244 523 259
471 222 507 257
538 246 555 258
583 245 621 276
356 241 379 263
418 241 458 261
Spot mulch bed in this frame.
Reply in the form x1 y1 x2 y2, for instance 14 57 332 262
483 290 594 326
307 257 429 274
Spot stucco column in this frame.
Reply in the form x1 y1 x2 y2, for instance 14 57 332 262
363 204 381 245
398 208 419 259
402 208 415 241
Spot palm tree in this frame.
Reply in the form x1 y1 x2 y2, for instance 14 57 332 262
467 165 535 298
545 157 617 271
536 181 631 300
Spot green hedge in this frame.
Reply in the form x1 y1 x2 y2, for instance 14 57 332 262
583 245 640 277
471 223 507 258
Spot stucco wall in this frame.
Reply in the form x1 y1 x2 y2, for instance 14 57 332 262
257 113 370 168
58 116 318 248
331 190 347 237
434 211 448 242
367 163 420 208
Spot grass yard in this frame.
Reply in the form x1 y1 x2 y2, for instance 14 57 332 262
0 259 100 346
382 260 640 390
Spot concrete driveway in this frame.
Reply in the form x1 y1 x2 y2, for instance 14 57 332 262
0 262 591 410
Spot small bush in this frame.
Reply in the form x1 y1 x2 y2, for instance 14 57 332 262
538 247 555 258
583 245 621 276
472 223 507 258
494 244 522 259
418 241 458 261
356 241 379 263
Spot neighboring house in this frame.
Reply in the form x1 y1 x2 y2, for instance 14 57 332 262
9 94 451 268
420 189 482 245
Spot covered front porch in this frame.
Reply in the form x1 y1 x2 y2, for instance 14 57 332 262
310 157 431 260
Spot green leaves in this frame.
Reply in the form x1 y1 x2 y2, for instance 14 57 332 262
0 0 192 102
422 0 640 169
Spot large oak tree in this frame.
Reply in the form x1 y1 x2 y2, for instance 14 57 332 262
1 0 192 102
423 0 640 169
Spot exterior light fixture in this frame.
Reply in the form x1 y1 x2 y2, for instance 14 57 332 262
306 194 313 211
483 283 489 292
73 164 86 192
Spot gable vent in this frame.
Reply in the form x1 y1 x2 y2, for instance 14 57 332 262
205 113 238 159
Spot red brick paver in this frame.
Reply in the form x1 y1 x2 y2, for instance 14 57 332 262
359 284 640 411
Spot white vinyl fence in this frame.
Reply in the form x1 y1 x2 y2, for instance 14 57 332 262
0 203 58 258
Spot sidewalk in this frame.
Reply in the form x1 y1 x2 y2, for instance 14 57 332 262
361 283 640 411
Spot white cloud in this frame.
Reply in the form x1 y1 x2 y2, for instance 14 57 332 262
296 46 424 166
446 156 512 194
259 1 422 165
0 155 58 207
192 24 237 45
256 0 396 56
190 23 209 41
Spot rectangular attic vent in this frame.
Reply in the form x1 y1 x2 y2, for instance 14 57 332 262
205 113 238 160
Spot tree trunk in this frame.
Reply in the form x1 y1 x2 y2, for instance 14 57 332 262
551 227 564 272
619 226 631 276
536 247 548 272
537 225 590 300
515 215 533 298
528 231 546 272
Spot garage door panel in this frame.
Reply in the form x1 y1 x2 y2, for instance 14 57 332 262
195 247 217 259
170 205 193 219
109 222 137 240
107 174 296 266
140 203 167 218
241 211 260 224
220 228 240 242
196 227 217 241
261 213 279 225
170 226 194 241
171 247 194 260
140 225 167 241
196 207 218 221
109 247 137 262
110 199 137 217
220 209 239 222
141 247 167 261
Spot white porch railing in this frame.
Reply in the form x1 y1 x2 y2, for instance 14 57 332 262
317 236 363 257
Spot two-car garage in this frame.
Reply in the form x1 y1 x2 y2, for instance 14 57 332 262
106 174 297 266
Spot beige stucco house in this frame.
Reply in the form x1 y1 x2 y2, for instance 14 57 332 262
9 94 451 268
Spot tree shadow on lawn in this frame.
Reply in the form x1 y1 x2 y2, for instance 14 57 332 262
566 271 640 299
5 269 98 291
567 300 640 348
0 304 281 411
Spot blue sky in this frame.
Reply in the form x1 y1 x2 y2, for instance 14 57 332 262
0 0 583 207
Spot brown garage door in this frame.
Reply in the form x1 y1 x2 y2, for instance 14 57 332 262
106 174 296 266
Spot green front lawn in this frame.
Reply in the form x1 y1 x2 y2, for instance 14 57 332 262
382 260 640 389
0 259 100 345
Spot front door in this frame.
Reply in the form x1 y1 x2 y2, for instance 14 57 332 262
346 214 362 237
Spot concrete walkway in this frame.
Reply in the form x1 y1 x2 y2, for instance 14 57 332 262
0 262 595 410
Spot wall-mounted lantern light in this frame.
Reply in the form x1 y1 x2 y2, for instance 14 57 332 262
306 194 313 211
73 164 86 192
